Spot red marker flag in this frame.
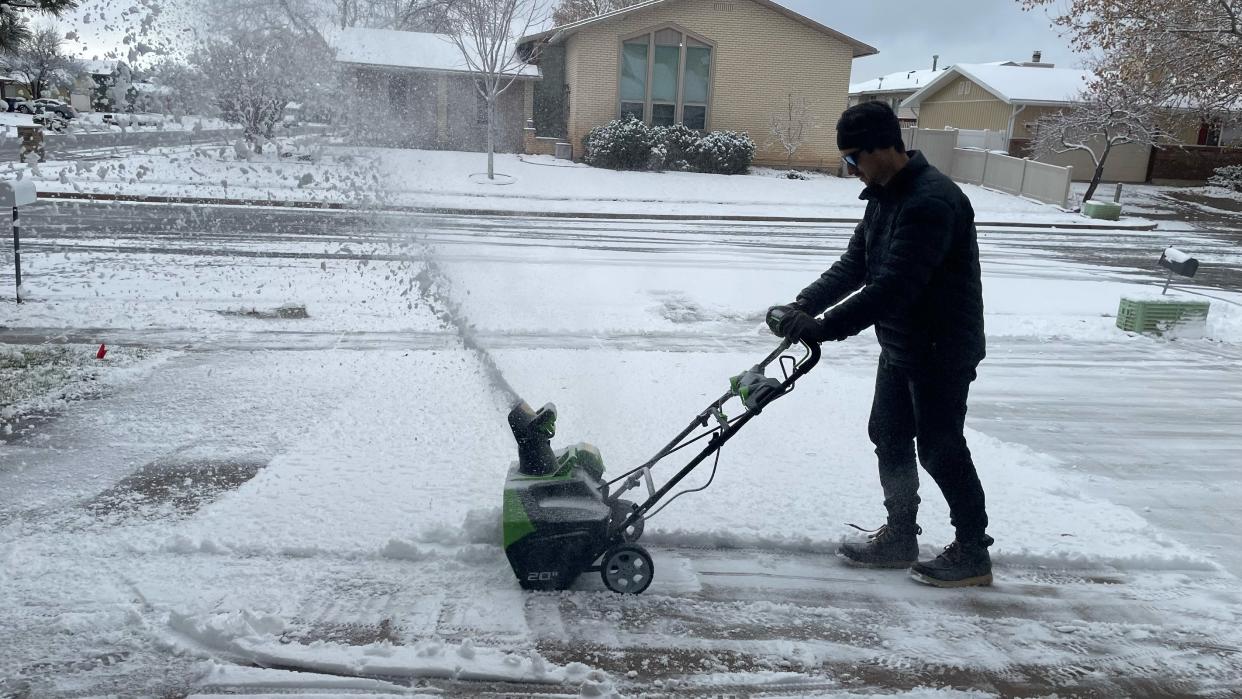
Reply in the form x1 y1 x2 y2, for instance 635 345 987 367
96 343 107 359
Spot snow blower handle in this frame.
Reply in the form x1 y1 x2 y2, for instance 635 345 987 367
731 339 820 414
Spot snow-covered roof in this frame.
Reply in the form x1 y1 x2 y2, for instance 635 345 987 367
521 0 878 58
80 59 126 76
850 69 943 96
850 60 1027 96
335 27 540 79
903 63 1092 108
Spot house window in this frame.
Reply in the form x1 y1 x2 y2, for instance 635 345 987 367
957 81 971 96
618 27 713 130
1198 122 1221 146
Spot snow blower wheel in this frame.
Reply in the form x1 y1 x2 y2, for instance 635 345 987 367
601 544 654 594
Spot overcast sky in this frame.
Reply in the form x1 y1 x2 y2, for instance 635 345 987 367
774 0 1082 84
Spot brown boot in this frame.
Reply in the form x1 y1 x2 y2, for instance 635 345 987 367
838 522 921 568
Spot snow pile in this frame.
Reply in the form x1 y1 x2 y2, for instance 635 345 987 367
172 610 589 685
1209 300 1242 343
1162 246 1191 264
193 663 416 696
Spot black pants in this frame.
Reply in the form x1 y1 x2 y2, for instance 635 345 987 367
867 354 988 541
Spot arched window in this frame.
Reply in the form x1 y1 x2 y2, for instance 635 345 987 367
619 26 713 130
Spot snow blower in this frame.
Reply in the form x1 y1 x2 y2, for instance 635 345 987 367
502 311 821 594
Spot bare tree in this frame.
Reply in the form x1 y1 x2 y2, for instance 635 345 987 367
447 0 547 179
362 0 457 30
769 93 817 169
551 0 640 25
1031 76 1170 203
1019 0 1242 118
199 0 459 51
8 24 78 99
195 0 334 53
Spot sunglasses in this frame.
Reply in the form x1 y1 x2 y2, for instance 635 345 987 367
842 152 860 168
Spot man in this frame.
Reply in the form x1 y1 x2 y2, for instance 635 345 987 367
767 102 992 588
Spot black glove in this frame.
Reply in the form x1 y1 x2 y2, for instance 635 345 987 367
780 310 849 344
765 303 802 337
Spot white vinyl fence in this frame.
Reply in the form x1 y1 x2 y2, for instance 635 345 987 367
954 128 1008 152
901 127 956 174
949 147 1073 208
901 128 1073 208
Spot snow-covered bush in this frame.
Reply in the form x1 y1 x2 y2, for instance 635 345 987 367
689 130 755 175
649 124 699 171
582 116 654 170
583 118 754 174
1208 164 1242 192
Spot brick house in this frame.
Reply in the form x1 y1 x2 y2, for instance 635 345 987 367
517 0 876 168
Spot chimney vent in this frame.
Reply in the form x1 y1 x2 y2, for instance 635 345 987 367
932 54 939 71
1032 50 1042 63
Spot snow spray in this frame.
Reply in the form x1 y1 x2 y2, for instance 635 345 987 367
409 254 521 407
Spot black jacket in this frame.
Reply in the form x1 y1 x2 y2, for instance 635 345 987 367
796 151 985 369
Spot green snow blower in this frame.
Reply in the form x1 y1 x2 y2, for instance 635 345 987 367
502 319 820 594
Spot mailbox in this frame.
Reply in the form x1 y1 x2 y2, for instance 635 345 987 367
0 178 37 207
1158 247 1199 281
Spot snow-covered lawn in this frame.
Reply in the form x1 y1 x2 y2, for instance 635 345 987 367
2 144 1163 227
4 140 387 208
376 149 1123 225
0 344 157 430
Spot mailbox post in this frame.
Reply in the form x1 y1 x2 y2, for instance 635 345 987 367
0 178 37 303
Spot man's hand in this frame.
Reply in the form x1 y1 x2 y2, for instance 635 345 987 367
765 304 800 337
779 310 849 344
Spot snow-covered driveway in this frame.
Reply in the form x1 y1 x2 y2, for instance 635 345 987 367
2 201 1241 697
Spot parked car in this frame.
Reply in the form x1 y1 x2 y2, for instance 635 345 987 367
4 98 35 114
31 98 77 119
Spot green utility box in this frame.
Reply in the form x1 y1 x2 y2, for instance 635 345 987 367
1082 199 1122 220
1116 297 1210 337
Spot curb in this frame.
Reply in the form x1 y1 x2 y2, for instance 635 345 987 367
34 191 1160 231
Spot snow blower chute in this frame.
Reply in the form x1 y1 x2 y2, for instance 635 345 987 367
502 316 821 594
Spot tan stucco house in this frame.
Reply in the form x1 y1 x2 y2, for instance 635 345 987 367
900 58 1240 183
516 0 876 167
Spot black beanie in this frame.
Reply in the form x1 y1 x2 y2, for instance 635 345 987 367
836 101 905 152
